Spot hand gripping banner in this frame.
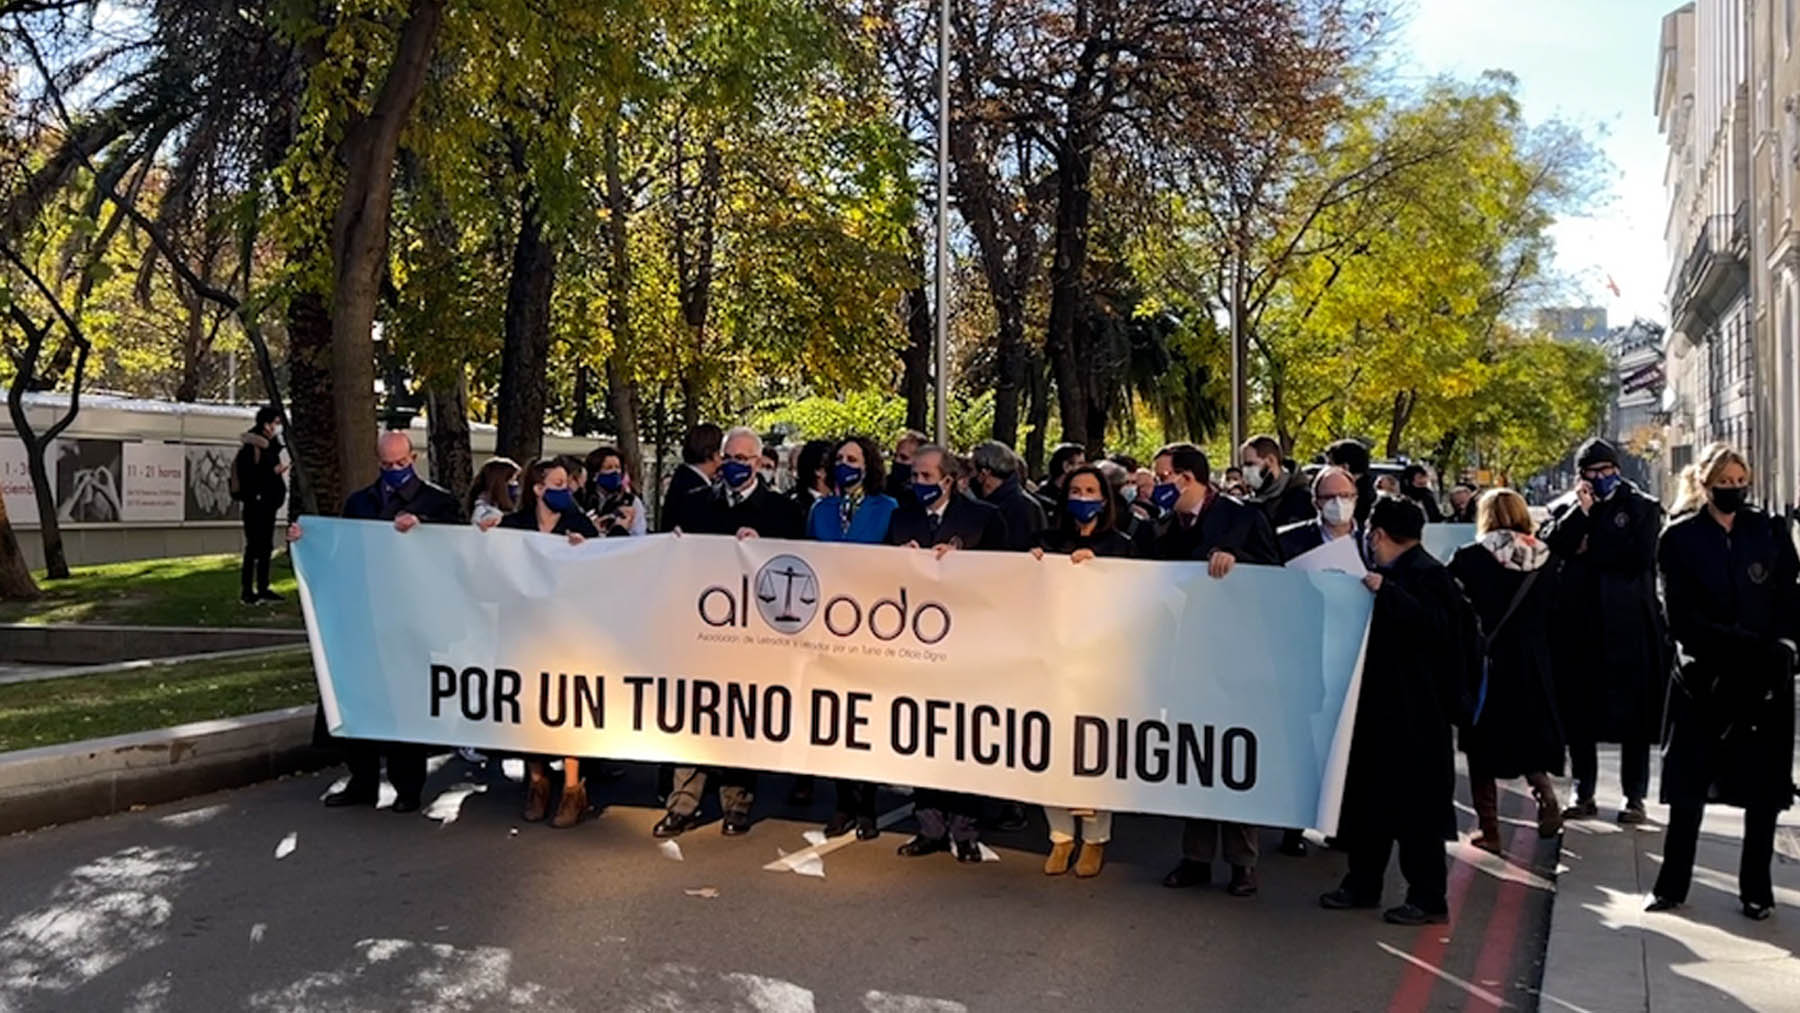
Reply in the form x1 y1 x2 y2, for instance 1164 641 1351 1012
293 519 1374 832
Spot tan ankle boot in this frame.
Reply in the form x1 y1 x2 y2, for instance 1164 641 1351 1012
551 781 587 829
523 770 551 822
1044 840 1075 876
1074 842 1106 878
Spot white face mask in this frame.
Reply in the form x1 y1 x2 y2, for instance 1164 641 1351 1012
1242 464 1265 491
1320 496 1356 526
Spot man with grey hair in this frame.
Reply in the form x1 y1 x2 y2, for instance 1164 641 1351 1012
654 425 801 838
888 445 1007 553
290 431 462 814
970 440 1045 552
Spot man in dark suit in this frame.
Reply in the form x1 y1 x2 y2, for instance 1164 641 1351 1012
655 427 802 839
291 431 463 814
1147 442 1280 897
1277 466 1365 565
659 423 723 533
1242 434 1315 530
886 446 1007 862
970 440 1045 552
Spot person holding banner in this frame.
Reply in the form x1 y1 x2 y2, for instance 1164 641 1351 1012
297 431 463 814
661 424 723 534
496 459 601 828
655 427 803 839
970 441 1046 552
808 436 897 839
1277 466 1364 566
1031 465 1136 878
1149 442 1279 898
584 446 645 538
1321 496 1476 926
467 457 519 531
1447 489 1565 849
1650 444 1797 921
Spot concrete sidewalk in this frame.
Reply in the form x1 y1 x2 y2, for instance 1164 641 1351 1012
1537 744 1800 1012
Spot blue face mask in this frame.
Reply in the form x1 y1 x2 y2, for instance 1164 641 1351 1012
541 488 576 513
721 460 756 489
380 465 415 490
1066 497 1105 524
891 461 912 486
912 481 945 507
834 464 864 491
506 482 520 502
594 471 623 493
1590 473 1621 499
1150 482 1179 511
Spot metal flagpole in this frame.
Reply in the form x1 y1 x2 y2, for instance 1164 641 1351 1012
934 0 951 448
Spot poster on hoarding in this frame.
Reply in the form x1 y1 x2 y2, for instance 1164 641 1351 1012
0 438 40 524
54 439 122 523
185 443 240 521
122 442 186 522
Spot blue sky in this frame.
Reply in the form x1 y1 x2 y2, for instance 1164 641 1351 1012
1399 0 1668 327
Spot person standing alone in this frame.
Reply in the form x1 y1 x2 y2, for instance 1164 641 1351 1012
234 405 289 605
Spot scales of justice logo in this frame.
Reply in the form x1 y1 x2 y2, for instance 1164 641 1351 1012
754 554 819 633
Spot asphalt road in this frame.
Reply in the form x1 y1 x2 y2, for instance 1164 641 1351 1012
0 761 1557 1012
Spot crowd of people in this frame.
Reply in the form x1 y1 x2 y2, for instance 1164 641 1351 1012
272 415 1797 928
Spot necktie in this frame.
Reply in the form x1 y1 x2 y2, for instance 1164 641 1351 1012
927 512 941 539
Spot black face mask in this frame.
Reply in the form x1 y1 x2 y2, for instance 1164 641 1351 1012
1709 486 1748 514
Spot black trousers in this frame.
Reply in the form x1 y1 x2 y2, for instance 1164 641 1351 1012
241 501 277 596
834 778 878 819
915 789 980 842
1569 737 1650 803
1654 802 1778 908
1342 825 1448 914
344 738 428 804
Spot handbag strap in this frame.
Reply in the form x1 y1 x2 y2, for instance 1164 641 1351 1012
1483 569 1542 650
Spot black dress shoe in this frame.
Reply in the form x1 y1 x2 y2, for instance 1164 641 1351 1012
995 802 1029 832
897 834 950 857
1742 902 1774 921
323 785 377 808
953 838 982 863
1383 904 1448 926
823 812 855 838
1645 895 1681 913
855 815 880 840
256 590 285 603
721 813 752 837
1162 859 1210 889
653 811 701 838
1279 829 1309 857
1319 887 1379 910
390 796 422 815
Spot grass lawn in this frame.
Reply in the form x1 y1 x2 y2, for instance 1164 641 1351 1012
0 553 304 628
0 649 317 752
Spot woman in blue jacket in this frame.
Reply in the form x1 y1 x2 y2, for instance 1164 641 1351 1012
807 435 896 839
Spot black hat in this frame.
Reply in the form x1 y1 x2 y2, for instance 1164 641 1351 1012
1575 438 1618 470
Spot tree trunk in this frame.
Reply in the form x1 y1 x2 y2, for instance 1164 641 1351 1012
1024 352 1050 475
287 287 340 514
22 438 64 579
673 133 720 438
425 369 473 500
1044 132 1096 449
1386 388 1417 459
496 185 554 463
601 118 644 485
901 277 933 434
175 288 205 402
326 0 445 501
3 310 87 581
571 364 597 437
0 493 40 600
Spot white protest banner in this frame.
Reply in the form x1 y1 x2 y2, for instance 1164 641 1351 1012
293 519 1374 831
122 442 187 522
1284 533 1366 576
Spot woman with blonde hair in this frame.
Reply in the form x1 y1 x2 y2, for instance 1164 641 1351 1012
1651 444 1797 920
1447 487 1566 849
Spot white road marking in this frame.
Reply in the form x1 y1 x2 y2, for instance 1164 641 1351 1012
274 833 297 860
1375 941 1511 1008
763 804 914 875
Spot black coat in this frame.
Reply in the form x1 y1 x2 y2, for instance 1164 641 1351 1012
1035 526 1136 559
1656 508 1799 811
343 476 463 524
689 482 804 539
1251 469 1316 530
659 465 714 533
1404 485 1445 523
1540 482 1669 744
980 477 1046 552
1145 492 1281 565
1277 519 1367 566
1448 544 1564 778
887 494 1008 550
498 505 602 538
234 430 286 512
1339 545 1473 840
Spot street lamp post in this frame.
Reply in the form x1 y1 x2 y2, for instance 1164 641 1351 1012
934 0 951 448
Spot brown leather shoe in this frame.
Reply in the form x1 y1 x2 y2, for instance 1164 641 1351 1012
523 771 551 822
1044 840 1075 876
550 781 587 829
1074 842 1106 878
1227 864 1259 897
